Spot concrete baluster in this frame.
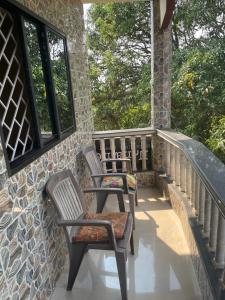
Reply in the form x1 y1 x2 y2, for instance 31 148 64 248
185 160 191 199
110 138 117 172
131 136 137 172
209 202 219 252
214 214 225 268
166 142 171 176
141 135 147 171
180 152 185 192
120 137 127 172
191 169 196 207
203 190 212 238
100 139 107 173
170 145 175 182
194 175 200 215
175 147 180 186
198 182 205 225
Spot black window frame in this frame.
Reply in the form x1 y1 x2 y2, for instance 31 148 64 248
0 0 76 176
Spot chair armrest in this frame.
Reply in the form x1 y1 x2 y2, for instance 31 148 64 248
57 219 117 248
57 218 111 227
83 188 123 194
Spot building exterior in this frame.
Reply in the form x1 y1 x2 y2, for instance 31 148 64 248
1 1 224 300
0 0 93 298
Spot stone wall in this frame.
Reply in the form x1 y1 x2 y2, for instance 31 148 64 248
0 0 94 299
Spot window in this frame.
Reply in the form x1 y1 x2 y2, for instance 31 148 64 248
47 30 74 132
24 20 54 141
0 1 75 174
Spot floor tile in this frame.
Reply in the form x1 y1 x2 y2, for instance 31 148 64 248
51 187 202 300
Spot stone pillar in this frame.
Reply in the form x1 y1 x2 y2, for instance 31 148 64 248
151 0 172 173
151 0 172 129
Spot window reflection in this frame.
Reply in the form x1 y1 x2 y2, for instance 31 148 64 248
24 20 53 141
47 31 73 132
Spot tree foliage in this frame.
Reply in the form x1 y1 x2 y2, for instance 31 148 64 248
87 0 225 162
171 0 225 161
87 2 151 130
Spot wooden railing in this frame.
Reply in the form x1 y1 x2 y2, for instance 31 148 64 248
158 129 225 299
92 127 156 173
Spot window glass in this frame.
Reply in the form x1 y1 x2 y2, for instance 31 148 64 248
24 20 53 141
47 31 73 132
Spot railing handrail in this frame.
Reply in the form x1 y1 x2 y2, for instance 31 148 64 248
93 127 156 139
158 129 225 217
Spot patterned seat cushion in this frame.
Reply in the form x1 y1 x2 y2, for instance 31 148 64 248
73 212 128 243
101 174 136 191
127 174 136 190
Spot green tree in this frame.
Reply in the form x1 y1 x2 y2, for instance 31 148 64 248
87 0 225 162
87 2 151 130
171 0 225 161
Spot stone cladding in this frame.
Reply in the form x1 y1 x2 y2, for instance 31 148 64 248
0 0 94 299
151 0 172 129
151 1 172 173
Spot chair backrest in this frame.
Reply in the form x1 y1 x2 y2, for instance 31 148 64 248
83 145 104 186
46 170 86 237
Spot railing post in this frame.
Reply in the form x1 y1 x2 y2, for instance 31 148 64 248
100 139 107 173
214 214 225 268
170 145 175 182
120 137 127 172
198 182 205 225
203 190 212 238
180 152 185 192
110 138 117 172
175 147 180 186
185 160 191 199
209 201 219 252
161 139 167 173
194 175 200 215
130 136 137 172
166 142 171 176
191 168 196 207
141 135 147 171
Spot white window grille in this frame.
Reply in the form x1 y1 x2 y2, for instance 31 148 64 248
0 8 34 162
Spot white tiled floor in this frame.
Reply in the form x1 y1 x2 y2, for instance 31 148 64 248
52 187 202 300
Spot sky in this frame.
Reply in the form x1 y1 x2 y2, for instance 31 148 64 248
83 3 92 23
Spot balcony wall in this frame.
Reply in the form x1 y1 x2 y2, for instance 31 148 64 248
155 130 225 300
0 0 93 299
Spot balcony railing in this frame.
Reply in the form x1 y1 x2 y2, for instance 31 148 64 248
92 127 225 299
92 127 156 173
158 129 225 299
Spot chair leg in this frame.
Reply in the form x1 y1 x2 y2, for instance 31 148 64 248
128 193 135 229
130 233 134 255
117 193 125 212
67 243 86 291
115 250 128 300
96 192 108 213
